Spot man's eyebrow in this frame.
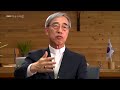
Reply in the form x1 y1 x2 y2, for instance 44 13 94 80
51 22 59 25
51 22 69 26
63 23 69 26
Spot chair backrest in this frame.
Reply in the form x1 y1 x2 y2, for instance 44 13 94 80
15 57 26 68
87 66 100 79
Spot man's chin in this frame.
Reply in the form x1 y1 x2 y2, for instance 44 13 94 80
55 42 63 46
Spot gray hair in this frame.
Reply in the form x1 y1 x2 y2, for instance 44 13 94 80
45 12 71 29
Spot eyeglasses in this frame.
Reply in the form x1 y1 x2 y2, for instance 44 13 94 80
49 23 70 31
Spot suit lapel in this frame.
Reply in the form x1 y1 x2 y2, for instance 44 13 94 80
45 48 55 79
44 47 70 79
58 48 70 76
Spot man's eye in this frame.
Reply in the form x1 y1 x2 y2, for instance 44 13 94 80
63 26 67 28
53 24 59 28
63 25 69 29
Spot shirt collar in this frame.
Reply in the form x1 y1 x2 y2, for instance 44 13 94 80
49 44 65 54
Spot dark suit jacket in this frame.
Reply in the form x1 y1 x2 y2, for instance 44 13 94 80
14 47 87 79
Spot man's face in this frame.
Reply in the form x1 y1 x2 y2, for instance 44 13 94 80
45 16 70 47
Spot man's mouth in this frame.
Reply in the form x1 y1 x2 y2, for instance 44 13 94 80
56 36 63 39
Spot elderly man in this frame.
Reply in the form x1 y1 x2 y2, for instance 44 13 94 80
14 12 87 79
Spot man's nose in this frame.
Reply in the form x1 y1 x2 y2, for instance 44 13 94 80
57 26 62 34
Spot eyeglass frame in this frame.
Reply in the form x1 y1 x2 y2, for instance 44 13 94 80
48 22 70 31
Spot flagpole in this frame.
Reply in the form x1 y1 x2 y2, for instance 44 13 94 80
110 57 112 62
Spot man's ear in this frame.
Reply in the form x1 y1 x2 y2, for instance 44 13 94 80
45 28 48 35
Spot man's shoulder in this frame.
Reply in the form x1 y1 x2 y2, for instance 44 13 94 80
29 49 45 54
66 48 86 64
26 48 48 60
28 49 46 55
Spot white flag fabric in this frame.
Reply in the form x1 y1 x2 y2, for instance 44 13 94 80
106 39 114 61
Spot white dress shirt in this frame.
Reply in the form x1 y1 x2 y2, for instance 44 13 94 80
27 45 65 79
49 45 65 79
